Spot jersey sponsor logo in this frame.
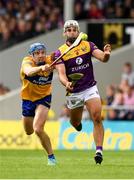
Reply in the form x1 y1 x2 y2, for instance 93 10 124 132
25 73 53 85
72 63 89 72
76 57 83 65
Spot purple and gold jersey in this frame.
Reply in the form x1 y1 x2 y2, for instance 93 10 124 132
55 40 98 93
20 55 53 101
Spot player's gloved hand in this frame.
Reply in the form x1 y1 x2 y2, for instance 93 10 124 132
104 44 111 55
66 81 73 92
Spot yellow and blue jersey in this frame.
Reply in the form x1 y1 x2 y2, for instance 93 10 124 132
20 55 53 102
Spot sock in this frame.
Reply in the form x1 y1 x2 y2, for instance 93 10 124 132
96 146 103 155
48 154 55 159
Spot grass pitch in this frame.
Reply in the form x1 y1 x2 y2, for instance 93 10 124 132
0 150 134 179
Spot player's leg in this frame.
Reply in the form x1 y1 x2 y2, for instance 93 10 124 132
22 116 34 135
85 97 104 164
22 100 34 135
66 92 84 131
70 106 83 131
33 104 56 165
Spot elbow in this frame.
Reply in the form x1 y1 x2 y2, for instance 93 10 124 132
102 53 110 63
102 56 110 63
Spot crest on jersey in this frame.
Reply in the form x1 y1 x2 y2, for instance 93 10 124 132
81 46 87 52
76 57 83 65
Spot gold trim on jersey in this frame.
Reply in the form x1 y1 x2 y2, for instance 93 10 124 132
59 41 91 61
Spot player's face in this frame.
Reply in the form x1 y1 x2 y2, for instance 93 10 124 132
65 26 79 43
33 49 46 63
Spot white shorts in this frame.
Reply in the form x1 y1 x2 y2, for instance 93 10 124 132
66 85 100 109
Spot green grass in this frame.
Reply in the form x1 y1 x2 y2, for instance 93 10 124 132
0 150 134 179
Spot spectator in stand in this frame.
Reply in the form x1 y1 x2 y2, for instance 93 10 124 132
121 62 134 88
15 19 32 43
130 8 134 18
0 28 12 50
123 0 132 18
74 1 87 20
123 85 134 120
114 4 124 19
106 84 115 105
108 88 127 120
87 1 103 19
46 8 63 31
34 21 46 36
119 79 129 94
104 4 115 19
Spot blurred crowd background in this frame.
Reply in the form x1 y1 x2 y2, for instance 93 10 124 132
74 0 134 20
1 0 134 51
0 0 134 121
0 0 63 50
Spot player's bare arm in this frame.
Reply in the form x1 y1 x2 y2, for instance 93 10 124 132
23 63 42 76
56 64 73 91
92 44 111 62
23 62 53 76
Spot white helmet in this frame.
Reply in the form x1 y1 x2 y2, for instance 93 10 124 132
63 20 80 32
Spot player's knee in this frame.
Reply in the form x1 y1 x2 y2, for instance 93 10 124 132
92 112 102 123
33 126 42 136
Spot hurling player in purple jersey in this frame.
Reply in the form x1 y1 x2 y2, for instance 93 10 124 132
55 20 111 164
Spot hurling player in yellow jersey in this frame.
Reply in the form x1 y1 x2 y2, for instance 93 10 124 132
55 20 111 164
20 43 56 166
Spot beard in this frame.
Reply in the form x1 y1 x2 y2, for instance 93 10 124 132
67 37 77 44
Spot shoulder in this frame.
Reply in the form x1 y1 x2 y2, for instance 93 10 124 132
80 40 98 49
88 41 98 52
54 44 68 58
80 40 98 53
45 55 53 64
22 56 33 66
89 41 98 48
22 56 33 62
54 49 61 58
59 44 68 53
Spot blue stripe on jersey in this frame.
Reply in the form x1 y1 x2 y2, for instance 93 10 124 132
25 73 53 85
